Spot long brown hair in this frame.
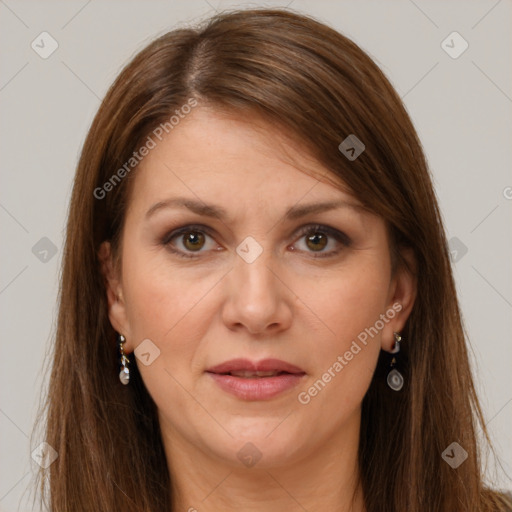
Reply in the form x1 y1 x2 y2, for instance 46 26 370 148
36 8 511 511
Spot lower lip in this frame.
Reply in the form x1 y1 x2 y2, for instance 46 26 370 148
207 372 305 400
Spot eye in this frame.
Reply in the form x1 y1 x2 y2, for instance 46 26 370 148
292 224 351 258
162 223 351 259
162 225 219 258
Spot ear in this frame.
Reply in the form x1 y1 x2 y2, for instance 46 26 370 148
381 247 417 352
98 241 133 350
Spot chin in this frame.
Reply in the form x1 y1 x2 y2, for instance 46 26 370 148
201 417 309 469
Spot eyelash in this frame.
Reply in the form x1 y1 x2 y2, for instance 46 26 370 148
161 223 351 259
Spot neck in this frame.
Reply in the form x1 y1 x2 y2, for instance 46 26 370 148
161 412 365 512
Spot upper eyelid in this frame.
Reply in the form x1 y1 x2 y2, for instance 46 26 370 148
162 223 213 241
295 223 349 239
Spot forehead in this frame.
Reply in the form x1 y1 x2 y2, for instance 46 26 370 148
126 106 363 221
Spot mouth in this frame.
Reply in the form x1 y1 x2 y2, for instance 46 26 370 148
206 358 306 400
214 370 295 378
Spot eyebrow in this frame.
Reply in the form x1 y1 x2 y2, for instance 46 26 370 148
145 197 366 222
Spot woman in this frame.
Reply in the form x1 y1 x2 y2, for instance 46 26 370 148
37 8 511 512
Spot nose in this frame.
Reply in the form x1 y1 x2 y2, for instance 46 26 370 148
221 245 293 336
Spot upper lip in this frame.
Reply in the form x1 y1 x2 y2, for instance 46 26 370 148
206 358 305 375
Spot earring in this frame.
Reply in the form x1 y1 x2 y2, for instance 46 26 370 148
387 332 404 391
118 334 130 385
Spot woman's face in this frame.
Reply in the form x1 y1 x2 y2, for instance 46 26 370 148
101 107 415 469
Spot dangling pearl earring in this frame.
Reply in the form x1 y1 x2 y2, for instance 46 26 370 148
387 332 404 391
118 334 130 385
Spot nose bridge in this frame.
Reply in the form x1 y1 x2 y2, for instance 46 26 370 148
233 235 279 303
222 234 292 334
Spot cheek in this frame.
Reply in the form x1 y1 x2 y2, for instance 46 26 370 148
291 259 389 409
122 243 221 339
121 251 221 416
120 247 238 410
293 258 390 344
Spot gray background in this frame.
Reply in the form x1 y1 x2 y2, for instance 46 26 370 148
0 0 511 509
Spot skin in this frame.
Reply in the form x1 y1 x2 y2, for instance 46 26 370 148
99 106 416 511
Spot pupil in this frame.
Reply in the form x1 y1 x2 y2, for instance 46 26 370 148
184 232 204 251
307 232 327 251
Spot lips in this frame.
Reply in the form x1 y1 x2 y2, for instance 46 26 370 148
206 358 305 376
206 358 306 400
221 370 284 378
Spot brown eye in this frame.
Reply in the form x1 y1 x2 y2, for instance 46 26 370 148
293 224 351 258
162 225 219 259
305 232 328 252
182 231 205 251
